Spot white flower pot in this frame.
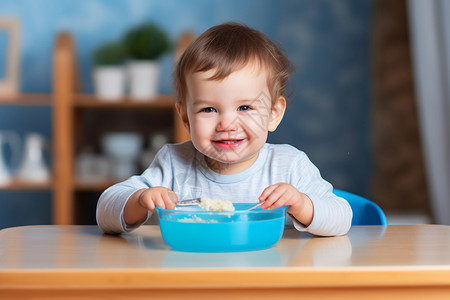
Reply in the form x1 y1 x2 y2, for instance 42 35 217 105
127 60 161 101
93 66 126 101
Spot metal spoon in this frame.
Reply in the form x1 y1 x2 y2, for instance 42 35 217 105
177 198 265 210
246 201 265 211
176 198 202 207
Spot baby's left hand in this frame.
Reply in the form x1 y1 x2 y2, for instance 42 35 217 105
259 183 313 226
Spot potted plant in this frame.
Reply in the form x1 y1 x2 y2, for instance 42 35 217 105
92 41 126 101
123 22 171 100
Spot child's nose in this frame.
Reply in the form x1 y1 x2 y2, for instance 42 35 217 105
216 112 238 132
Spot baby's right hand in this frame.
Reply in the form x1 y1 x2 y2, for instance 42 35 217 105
137 187 178 211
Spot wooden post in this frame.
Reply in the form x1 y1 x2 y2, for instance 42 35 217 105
173 32 194 143
173 108 190 143
0 18 20 97
52 33 76 224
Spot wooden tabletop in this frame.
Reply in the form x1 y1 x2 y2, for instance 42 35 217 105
1 224 450 299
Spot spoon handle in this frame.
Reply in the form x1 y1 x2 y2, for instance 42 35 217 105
247 201 265 211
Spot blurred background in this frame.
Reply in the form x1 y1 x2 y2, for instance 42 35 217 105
1 0 448 228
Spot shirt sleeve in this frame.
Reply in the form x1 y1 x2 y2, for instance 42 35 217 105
289 152 353 236
96 145 172 234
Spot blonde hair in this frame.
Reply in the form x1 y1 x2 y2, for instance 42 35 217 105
174 22 293 106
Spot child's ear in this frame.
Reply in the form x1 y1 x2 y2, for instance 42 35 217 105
268 96 286 132
176 102 191 133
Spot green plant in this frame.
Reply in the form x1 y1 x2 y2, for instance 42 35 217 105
123 22 171 60
92 41 126 65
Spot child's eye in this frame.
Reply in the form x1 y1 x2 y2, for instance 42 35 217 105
200 107 217 113
237 105 252 111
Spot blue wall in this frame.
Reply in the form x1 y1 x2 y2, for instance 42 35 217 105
0 0 372 228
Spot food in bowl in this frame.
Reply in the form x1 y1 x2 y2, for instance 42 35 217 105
157 203 287 252
198 196 235 211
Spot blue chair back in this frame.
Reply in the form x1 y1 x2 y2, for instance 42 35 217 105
333 189 388 226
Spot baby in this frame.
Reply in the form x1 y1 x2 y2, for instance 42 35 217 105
96 22 352 236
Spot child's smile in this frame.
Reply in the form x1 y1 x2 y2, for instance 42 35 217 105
213 139 244 149
178 62 285 175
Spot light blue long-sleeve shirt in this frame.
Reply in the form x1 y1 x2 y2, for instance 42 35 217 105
96 141 352 236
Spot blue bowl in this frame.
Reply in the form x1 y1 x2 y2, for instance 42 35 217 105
156 204 287 252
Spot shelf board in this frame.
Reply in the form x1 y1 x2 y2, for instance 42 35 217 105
73 179 119 192
0 179 53 191
0 93 52 106
73 94 175 108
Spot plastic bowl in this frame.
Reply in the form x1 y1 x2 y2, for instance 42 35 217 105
156 203 287 252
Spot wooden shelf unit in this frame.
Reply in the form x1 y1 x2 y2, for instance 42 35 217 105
52 32 190 224
0 32 190 225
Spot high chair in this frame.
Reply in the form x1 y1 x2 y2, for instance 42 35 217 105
334 189 388 225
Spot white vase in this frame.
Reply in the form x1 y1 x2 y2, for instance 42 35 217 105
17 133 51 183
0 131 20 186
127 60 161 101
93 66 126 101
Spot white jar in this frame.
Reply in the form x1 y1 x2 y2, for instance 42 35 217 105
93 66 126 101
127 60 161 100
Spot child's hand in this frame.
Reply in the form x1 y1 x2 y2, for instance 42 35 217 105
124 187 178 227
259 183 313 226
137 187 178 211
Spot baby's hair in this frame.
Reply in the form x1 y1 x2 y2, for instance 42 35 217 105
174 22 293 106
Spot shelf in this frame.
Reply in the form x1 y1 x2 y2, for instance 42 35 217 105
0 179 53 191
0 32 191 225
73 179 119 192
0 93 52 106
73 94 175 108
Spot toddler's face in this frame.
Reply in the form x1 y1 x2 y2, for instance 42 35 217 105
179 63 285 174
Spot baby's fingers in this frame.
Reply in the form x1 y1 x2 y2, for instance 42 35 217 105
152 193 167 210
162 191 178 209
138 190 156 211
259 184 279 202
259 184 285 209
264 188 287 209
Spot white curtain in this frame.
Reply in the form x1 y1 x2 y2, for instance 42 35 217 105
408 0 450 224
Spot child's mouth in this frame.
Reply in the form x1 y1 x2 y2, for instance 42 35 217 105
213 139 244 149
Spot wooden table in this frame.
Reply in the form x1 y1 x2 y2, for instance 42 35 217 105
1 225 450 299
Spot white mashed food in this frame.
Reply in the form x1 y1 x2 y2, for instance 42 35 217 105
199 196 235 211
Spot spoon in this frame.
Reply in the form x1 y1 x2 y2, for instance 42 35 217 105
176 198 202 207
177 198 265 210
246 201 265 211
